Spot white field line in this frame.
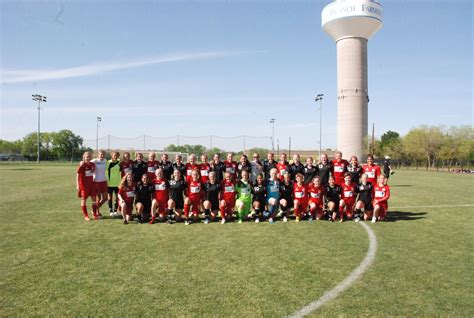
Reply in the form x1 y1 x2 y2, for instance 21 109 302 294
390 204 474 209
289 222 377 318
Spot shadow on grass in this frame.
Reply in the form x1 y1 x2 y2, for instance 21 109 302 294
5 168 40 171
386 210 427 222
389 184 413 187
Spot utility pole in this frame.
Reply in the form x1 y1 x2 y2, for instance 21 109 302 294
269 118 275 152
32 94 47 163
315 94 324 159
96 117 102 154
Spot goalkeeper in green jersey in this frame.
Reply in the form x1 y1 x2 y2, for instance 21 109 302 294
235 170 253 223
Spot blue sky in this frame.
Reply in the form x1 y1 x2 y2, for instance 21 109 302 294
1 0 472 151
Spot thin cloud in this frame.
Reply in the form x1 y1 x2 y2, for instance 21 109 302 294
1 50 254 84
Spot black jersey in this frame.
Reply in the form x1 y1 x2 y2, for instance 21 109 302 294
132 160 148 182
303 164 318 184
280 180 294 201
357 182 373 203
204 182 220 205
160 160 174 180
169 179 186 203
348 164 363 184
290 162 305 181
210 161 226 183
317 162 333 186
251 182 266 203
263 159 278 180
383 159 391 177
172 162 186 180
135 181 154 204
237 162 251 179
325 184 342 203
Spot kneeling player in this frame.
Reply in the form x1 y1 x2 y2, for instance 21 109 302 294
251 173 266 223
325 176 343 222
293 173 308 222
135 174 154 223
168 169 187 223
150 169 169 223
235 170 253 223
118 173 136 224
203 171 220 223
355 173 373 222
266 168 281 223
340 172 358 221
372 174 390 223
184 169 203 225
220 172 236 224
308 176 325 220
279 172 294 222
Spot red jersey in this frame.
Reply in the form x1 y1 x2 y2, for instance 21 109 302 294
77 162 96 190
221 179 236 202
185 163 199 182
224 161 238 179
199 163 211 183
341 182 357 204
373 184 390 208
276 162 289 180
332 159 349 184
186 180 203 201
120 160 133 177
362 164 381 185
308 184 325 205
153 178 168 202
118 183 136 204
293 183 308 202
146 160 160 180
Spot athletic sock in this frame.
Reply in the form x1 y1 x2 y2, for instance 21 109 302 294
204 208 210 217
167 209 173 221
294 206 299 218
81 205 89 217
92 203 98 216
108 200 113 211
184 204 190 219
254 208 261 217
220 206 226 219
310 206 316 217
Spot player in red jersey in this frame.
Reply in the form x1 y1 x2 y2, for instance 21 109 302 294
149 169 169 223
118 173 136 224
76 151 98 220
219 171 236 224
362 154 381 186
224 152 238 180
372 174 390 223
199 154 211 183
276 153 290 181
332 151 350 186
146 152 160 181
308 176 325 221
185 154 200 183
120 152 133 178
184 169 203 225
293 173 308 222
340 172 358 222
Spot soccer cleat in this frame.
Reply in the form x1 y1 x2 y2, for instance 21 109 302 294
354 217 361 223
238 219 243 224
113 212 119 217
268 218 274 224
295 216 300 223
277 210 284 218
220 219 226 224
339 218 344 223
84 216 90 221
308 216 313 222
371 216 377 223
148 218 155 225
123 220 128 225
185 220 190 226
109 211 114 217
248 211 256 218
204 218 209 224
93 214 100 220
255 217 260 223
98 213 103 219
283 216 288 223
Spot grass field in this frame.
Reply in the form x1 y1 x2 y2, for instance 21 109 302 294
1 164 473 317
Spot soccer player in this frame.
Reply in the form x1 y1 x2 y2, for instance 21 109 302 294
276 153 290 180
135 174 154 223
355 173 374 222
293 173 308 222
160 153 174 181
304 156 318 185
372 174 391 223
92 150 108 217
332 151 349 186
317 153 333 186
149 169 169 223
168 169 187 223
146 152 160 181
237 154 252 179
106 151 121 217
199 154 211 183
325 175 343 222
263 152 278 180
383 155 394 179
266 168 281 224
132 152 147 182
118 173 136 225
120 152 133 178
185 154 199 183
235 170 253 223
203 171 220 224
347 155 363 184
279 172 293 222
290 154 305 181
308 176 325 221
220 171 236 224
76 151 97 220
250 153 263 184
362 154 381 186
184 169 203 225
340 172 358 222
210 153 226 184
173 154 186 181
251 173 266 223
224 152 238 180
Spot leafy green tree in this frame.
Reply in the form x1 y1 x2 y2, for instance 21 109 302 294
51 130 84 160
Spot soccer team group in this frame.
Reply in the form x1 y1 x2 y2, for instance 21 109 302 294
76 150 391 225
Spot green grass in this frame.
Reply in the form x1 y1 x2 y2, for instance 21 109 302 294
1 165 473 317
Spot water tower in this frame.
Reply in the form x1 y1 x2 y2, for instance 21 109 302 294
322 0 383 160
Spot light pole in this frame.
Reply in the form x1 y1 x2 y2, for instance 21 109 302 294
269 118 275 152
315 94 324 159
96 117 102 154
32 94 47 163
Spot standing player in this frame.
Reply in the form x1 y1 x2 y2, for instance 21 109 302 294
210 153 226 184
263 152 278 180
203 171 220 224
167 169 187 223
354 173 374 222
293 173 308 222
92 150 108 217
146 152 160 181
135 174 154 223
237 154 252 179
347 155 363 184
185 154 199 183
149 169 169 223
276 153 290 180
362 154 381 186
235 170 253 223
199 154 211 183
184 169 203 225
117 173 136 225
372 174 391 223
219 172 236 224
308 176 325 221
250 153 263 184
132 153 147 183
332 151 349 186
383 155 394 179
279 172 293 223
266 168 281 224
106 151 121 217
224 152 238 180
251 173 266 223
317 153 333 186
76 151 97 220
340 172 358 222
290 154 305 181
325 175 343 222
120 152 133 178
160 153 174 181
173 154 187 181
304 156 318 185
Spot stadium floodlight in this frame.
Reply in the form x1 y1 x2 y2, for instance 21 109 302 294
269 118 276 152
96 117 102 154
32 94 47 164
315 94 324 159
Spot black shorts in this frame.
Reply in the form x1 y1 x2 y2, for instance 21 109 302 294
175 198 184 210
107 187 118 194
327 200 339 211
361 200 373 211
281 196 294 208
135 201 151 214
253 198 266 209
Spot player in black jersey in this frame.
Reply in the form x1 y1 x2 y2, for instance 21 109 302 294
317 153 333 186
167 169 187 223
172 154 186 181
290 154 305 181
251 173 266 223
132 153 148 182
263 152 278 180
210 153 226 183
347 155 363 185
304 156 318 185
325 175 343 222
135 174 154 223
237 154 252 179
279 172 294 222
354 173 374 222
160 153 174 180
203 171 220 223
